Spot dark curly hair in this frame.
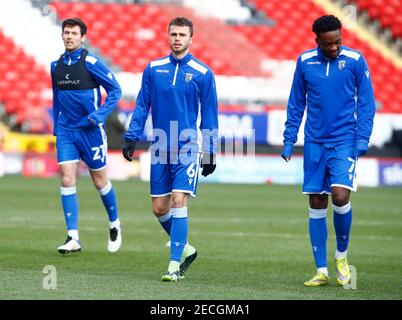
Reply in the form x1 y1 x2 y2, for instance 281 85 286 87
312 15 342 36
62 18 87 36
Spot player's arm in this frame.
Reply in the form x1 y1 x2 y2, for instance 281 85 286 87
85 56 122 125
125 65 152 142
50 61 60 136
354 55 376 157
282 56 306 161
199 69 219 176
122 65 152 161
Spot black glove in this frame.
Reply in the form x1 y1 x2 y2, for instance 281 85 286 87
201 153 216 177
122 140 137 162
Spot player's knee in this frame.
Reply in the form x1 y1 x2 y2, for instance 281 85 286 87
332 195 349 207
61 175 76 187
93 179 105 190
332 193 350 206
332 190 350 206
171 196 187 208
309 195 328 209
152 206 169 217
331 186 350 206
91 175 108 190
171 201 185 208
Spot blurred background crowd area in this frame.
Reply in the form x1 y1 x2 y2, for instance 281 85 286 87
0 0 402 186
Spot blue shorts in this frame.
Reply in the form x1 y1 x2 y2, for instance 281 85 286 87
150 152 201 197
56 125 108 171
303 141 357 194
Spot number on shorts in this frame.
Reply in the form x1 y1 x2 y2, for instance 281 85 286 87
92 144 106 163
347 157 355 173
186 163 196 178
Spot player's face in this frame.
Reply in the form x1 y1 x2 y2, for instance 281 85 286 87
62 25 85 52
316 29 342 59
169 25 192 58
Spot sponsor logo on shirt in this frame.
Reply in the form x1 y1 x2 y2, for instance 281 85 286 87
156 69 169 73
307 61 321 65
57 73 81 85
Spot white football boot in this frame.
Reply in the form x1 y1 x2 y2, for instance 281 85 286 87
58 236 81 254
107 226 122 253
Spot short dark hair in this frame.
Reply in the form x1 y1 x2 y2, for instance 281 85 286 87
62 18 87 36
168 17 193 37
312 15 342 36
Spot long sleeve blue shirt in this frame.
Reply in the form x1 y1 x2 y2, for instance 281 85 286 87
125 52 219 153
284 46 376 145
51 47 122 134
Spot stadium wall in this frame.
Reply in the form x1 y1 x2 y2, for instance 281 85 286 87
123 109 402 149
1 148 402 188
1 118 401 187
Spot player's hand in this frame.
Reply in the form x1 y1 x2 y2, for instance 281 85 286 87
354 140 368 158
201 153 216 177
122 140 137 162
281 142 293 162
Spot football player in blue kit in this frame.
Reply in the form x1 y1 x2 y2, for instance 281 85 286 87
122 17 218 281
51 18 122 254
281 15 376 286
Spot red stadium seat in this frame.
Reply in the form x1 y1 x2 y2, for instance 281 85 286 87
348 0 402 38
242 0 402 113
50 1 268 76
1 1 400 123
0 31 51 131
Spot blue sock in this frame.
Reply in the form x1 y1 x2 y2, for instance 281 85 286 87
333 202 352 253
61 186 79 232
170 207 188 262
158 211 172 235
308 208 328 268
99 181 118 222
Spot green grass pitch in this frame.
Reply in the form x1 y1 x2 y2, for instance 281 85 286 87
0 175 401 299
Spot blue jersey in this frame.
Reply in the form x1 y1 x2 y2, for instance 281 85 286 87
125 53 219 153
284 46 376 144
51 47 122 134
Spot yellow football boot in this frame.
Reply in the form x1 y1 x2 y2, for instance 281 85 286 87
304 271 330 287
335 257 351 286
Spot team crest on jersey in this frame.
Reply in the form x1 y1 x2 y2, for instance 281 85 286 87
185 73 193 83
338 60 346 70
